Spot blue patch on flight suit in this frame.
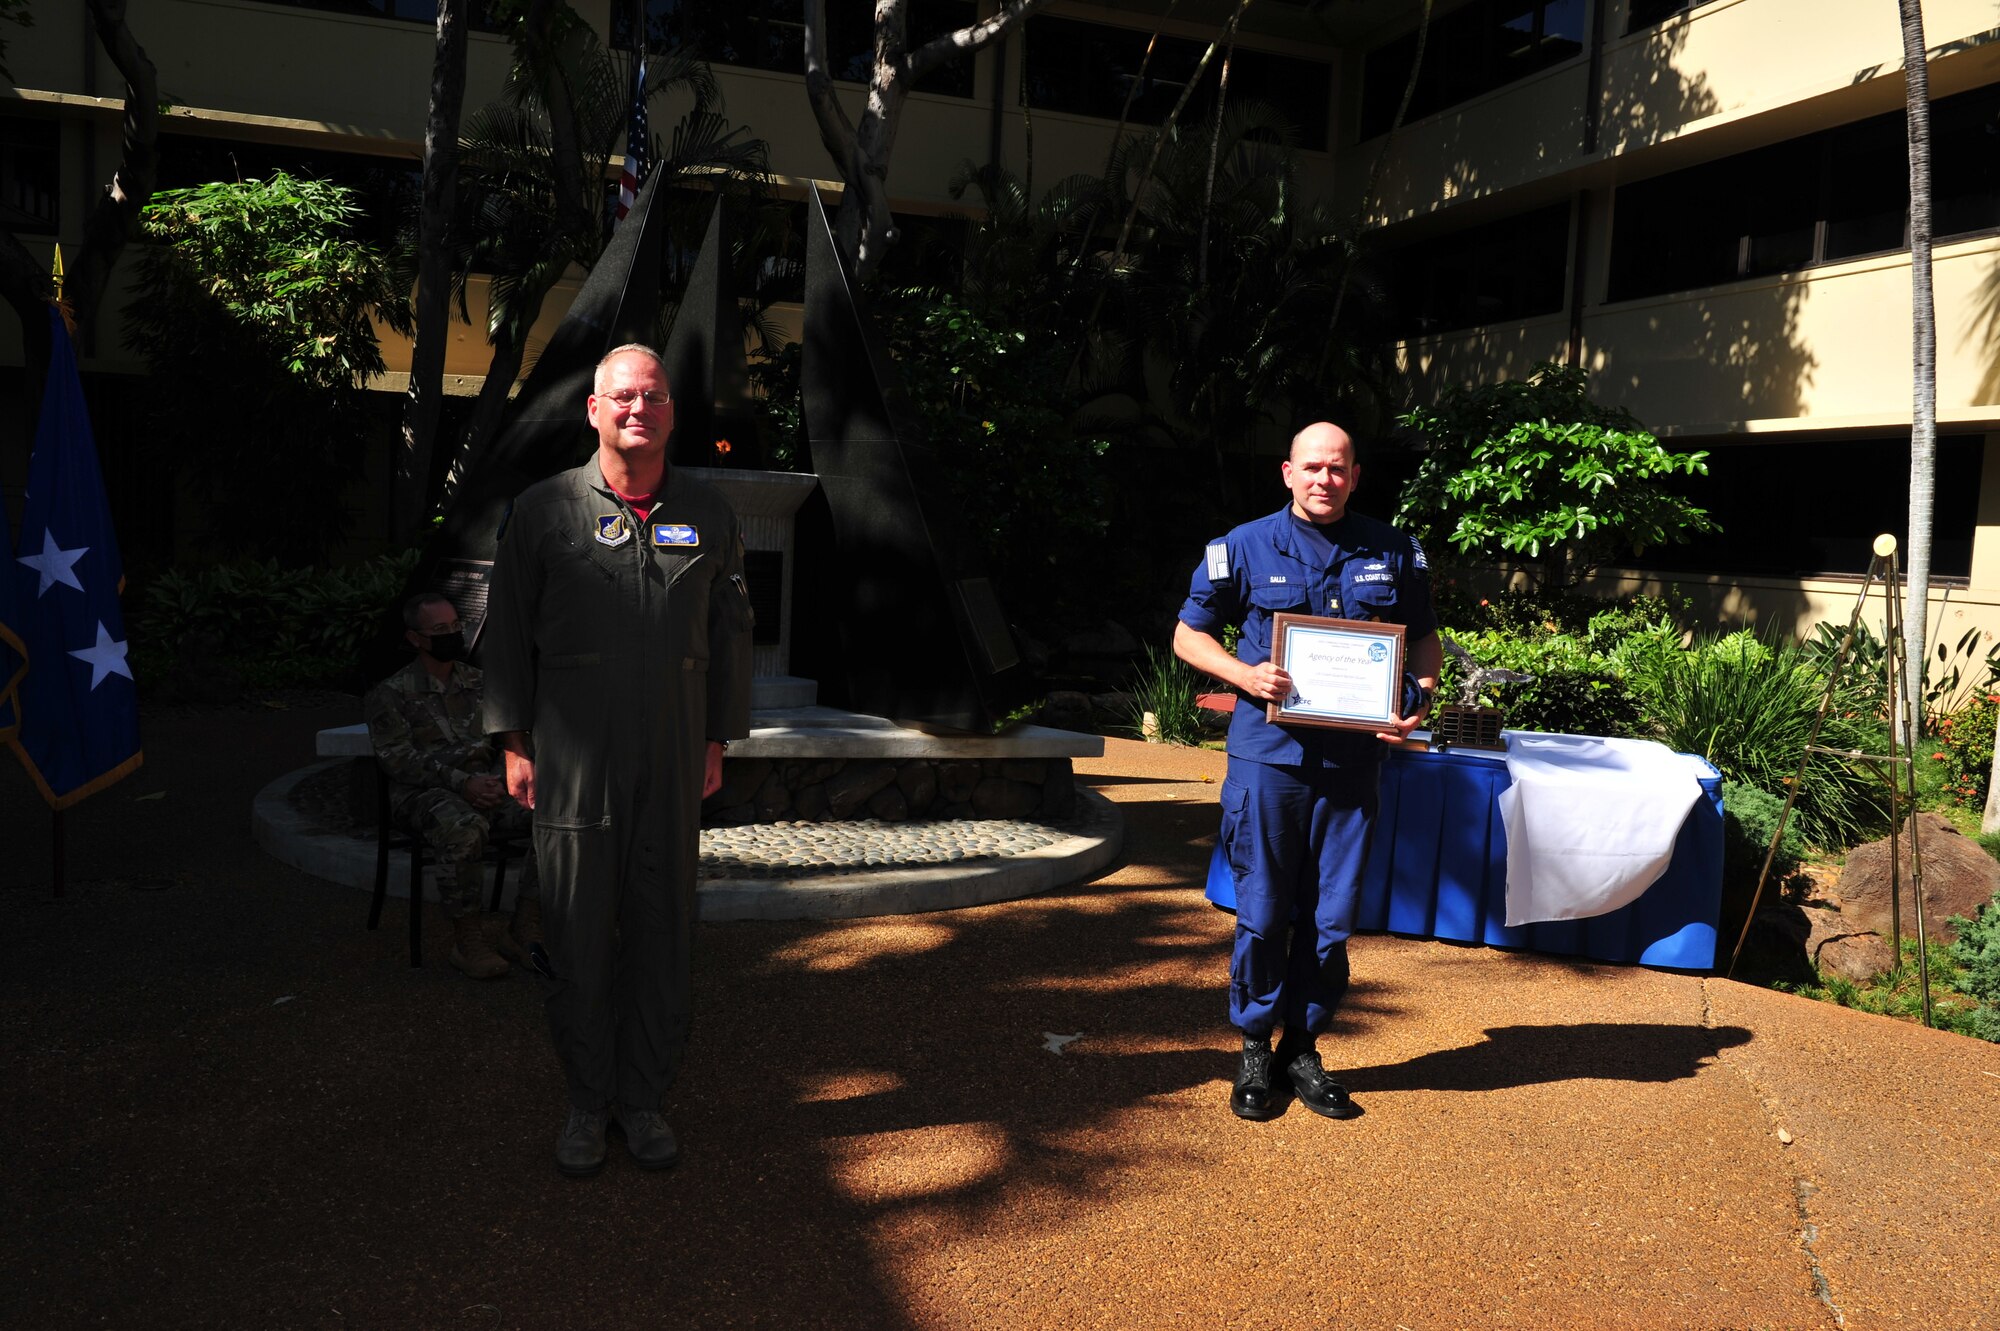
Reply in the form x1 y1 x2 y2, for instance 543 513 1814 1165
651 523 700 547
595 514 633 547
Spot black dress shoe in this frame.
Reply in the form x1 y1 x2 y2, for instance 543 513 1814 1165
1230 1035 1285 1121
611 1104 681 1170
1283 1049 1361 1120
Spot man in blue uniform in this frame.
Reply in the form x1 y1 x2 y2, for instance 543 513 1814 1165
1174 421 1440 1122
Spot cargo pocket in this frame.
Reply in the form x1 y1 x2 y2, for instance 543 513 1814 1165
1219 775 1254 884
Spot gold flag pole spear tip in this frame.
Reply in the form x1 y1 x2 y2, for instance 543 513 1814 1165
49 243 77 334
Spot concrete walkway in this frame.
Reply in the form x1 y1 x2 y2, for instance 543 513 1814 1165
4 699 1996 1329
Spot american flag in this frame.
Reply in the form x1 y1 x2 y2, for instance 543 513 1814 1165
616 55 648 224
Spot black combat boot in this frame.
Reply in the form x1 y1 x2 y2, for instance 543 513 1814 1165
555 1106 608 1178
1277 1035 1361 1121
1230 1033 1284 1121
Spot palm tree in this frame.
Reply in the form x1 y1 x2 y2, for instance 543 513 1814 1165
1899 0 1935 738
395 0 470 546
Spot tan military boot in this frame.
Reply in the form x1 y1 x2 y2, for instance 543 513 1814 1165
497 897 542 967
448 912 509 979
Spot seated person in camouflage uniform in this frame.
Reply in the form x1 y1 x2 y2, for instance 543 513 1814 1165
365 591 541 979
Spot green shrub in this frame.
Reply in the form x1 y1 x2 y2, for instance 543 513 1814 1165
1929 694 1999 810
1507 668 1646 738
132 551 418 690
1651 634 1881 848
1948 893 2000 1008
1126 643 1206 746
1436 625 1643 737
1801 618 1891 722
1721 780 1806 886
1784 935 1999 1042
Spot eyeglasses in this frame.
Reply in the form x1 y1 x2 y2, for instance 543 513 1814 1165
602 389 671 408
422 620 464 635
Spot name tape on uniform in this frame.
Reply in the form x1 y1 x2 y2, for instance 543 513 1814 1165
652 523 700 547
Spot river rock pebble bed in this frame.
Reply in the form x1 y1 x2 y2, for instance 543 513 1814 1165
698 805 1103 880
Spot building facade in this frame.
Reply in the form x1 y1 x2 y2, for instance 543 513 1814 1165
5 0 1998 648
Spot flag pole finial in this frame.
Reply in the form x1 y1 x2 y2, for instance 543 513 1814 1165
48 244 77 335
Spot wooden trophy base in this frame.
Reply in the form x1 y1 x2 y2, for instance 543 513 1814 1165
1432 704 1507 751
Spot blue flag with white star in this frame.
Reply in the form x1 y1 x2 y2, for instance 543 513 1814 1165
6 306 142 807
0 447 22 744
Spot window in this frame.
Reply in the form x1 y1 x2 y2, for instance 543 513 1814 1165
725 196 966 302
615 0 976 99
1608 82 2000 301
1623 435 1980 580
154 134 422 251
243 0 505 30
1626 0 1718 35
0 116 58 234
1360 0 1585 141
1022 16 1332 152
1384 201 1571 337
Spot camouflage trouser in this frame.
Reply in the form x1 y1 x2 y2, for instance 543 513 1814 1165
390 786 540 918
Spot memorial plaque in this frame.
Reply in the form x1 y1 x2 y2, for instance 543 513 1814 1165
436 558 495 650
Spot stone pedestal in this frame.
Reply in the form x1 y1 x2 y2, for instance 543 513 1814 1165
700 707 1104 828
680 467 820 709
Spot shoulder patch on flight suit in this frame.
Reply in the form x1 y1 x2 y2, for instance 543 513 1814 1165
595 514 633 547
652 523 700 547
1206 542 1229 580
1411 538 1429 570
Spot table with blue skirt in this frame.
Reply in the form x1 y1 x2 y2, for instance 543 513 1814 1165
1204 738 1727 970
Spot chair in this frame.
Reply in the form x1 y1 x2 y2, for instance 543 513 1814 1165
366 764 516 967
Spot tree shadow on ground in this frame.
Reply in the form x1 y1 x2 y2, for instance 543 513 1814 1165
0 709 1246 1330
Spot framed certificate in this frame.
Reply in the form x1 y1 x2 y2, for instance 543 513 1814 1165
1267 613 1406 732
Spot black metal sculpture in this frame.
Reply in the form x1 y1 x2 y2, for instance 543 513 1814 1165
664 197 764 470
364 170 674 681
787 184 1024 732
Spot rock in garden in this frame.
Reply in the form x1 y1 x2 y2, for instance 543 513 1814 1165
1089 691 1136 727
783 759 844 790
753 771 791 819
895 761 937 812
1000 758 1046 784
1039 690 1092 730
709 757 772 811
792 784 829 820
972 777 1040 820
937 761 982 804
1061 621 1139 657
1838 813 2000 944
826 761 898 818
867 786 909 821
1799 904 1895 984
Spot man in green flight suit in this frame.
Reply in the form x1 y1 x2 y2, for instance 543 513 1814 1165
482 343 754 1179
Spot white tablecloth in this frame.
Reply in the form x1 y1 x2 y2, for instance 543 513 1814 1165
1498 733 1707 926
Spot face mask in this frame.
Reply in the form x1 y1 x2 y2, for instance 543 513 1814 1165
425 630 466 662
